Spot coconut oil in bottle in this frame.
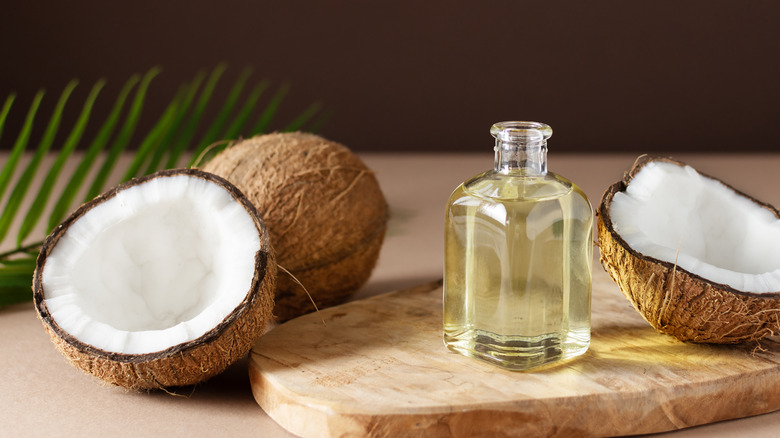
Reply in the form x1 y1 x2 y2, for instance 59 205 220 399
443 121 593 370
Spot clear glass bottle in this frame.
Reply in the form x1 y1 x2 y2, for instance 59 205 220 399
443 121 593 370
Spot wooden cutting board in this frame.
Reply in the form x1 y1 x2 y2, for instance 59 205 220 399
248 269 780 438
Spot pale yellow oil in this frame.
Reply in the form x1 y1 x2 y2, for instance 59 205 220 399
443 170 593 370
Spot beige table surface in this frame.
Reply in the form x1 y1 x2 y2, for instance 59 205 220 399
1 152 778 437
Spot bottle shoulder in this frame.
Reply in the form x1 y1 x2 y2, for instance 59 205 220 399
450 170 590 205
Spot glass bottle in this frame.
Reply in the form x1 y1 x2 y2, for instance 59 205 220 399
443 121 593 370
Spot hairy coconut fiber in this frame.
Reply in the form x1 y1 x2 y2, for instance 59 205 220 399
202 132 388 321
598 156 780 343
33 169 277 390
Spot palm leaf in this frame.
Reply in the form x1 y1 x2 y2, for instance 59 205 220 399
143 76 204 175
172 64 227 164
47 75 140 230
85 67 160 200
0 256 37 306
283 101 324 132
17 80 105 245
191 80 272 165
0 91 44 204
196 67 254 149
223 80 270 140
122 84 182 180
0 94 16 142
162 73 207 169
250 82 290 134
0 65 325 307
0 81 78 244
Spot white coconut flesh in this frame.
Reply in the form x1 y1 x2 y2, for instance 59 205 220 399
41 174 261 355
609 161 780 294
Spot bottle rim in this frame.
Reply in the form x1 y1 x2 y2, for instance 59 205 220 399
490 121 553 143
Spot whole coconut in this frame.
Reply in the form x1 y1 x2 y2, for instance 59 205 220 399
202 132 388 321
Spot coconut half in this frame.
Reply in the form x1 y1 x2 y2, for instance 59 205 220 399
33 168 276 389
598 156 780 343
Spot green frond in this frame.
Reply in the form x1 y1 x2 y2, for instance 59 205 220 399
162 73 207 169
48 75 140 230
173 64 227 158
283 101 323 132
0 94 16 142
0 256 37 306
122 86 182 181
223 80 270 140
0 65 326 307
0 81 78 244
85 67 160 200
145 75 204 173
304 108 332 134
197 67 254 149
0 91 44 204
251 82 290 135
17 80 106 245
185 80 304 167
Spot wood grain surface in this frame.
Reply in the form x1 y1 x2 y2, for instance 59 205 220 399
249 263 780 438
248 268 780 438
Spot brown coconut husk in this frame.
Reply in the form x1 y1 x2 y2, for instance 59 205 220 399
202 132 388 321
33 169 276 390
598 155 780 343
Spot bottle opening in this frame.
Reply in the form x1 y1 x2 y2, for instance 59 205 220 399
490 121 553 144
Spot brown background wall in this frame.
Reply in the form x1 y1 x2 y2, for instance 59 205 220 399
1 1 779 154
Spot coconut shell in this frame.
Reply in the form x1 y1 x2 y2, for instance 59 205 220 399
597 155 780 343
202 132 388 321
33 169 276 390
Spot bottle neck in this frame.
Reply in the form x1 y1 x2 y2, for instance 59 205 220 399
490 121 551 176
494 140 547 176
